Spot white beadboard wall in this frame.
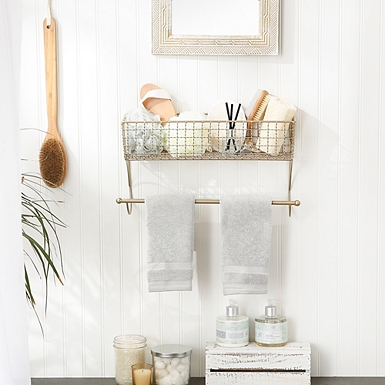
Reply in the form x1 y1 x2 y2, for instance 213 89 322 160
20 0 385 379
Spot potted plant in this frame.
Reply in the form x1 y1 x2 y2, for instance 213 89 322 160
21 172 66 327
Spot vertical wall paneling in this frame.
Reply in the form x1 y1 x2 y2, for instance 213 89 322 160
358 0 382 375
19 0 385 378
298 0 321 375
317 0 340 376
337 0 360 376
379 3 385 375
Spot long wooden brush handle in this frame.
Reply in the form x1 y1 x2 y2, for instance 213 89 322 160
43 18 58 135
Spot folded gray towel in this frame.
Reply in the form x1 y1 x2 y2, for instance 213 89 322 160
220 195 272 295
146 194 195 292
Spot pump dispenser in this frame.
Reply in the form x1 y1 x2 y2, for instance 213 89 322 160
255 300 288 347
216 300 249 347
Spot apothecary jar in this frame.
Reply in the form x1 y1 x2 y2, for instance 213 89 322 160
113 334 147 385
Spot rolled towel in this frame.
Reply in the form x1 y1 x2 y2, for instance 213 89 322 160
165 111 210 157
146 194 195 292
256 96 296 155
220 195 272 295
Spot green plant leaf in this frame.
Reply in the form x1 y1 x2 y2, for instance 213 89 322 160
21 172 66 323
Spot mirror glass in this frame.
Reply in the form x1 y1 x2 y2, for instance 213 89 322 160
172 0 260 36
152 0 279 56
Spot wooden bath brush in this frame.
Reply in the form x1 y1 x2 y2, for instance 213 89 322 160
39 17 67 188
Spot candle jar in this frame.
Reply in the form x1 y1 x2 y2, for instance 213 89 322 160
151 344 192 385
114 334 147 385
132 363 154 385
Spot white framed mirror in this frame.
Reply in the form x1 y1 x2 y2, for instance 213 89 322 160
152 0 279 56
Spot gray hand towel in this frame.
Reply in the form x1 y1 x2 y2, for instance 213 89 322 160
146 194 195 292
220 195 272 295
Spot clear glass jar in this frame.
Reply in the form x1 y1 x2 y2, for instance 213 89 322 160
151 344 192 385
114 334 147 385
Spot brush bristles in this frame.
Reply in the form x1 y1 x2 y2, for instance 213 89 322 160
248 91 270 122
39 138 67 188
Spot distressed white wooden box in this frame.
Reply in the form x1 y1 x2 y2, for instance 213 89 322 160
205 342 311 385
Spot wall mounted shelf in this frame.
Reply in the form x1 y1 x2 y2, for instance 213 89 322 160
116 119 300 216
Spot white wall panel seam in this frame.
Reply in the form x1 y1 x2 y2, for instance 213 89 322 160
95 0 105 375
116 0 125 334
296 0 302 349
377 0 385 374
336 0 343 376
357 0 363 375
74 0 86 375
56 0 67 374
135 0 140 106
42 3 49 366
33 0 48 375
317 0 322 375
135 0 142 336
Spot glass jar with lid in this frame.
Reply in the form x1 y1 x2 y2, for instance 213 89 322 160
113 334 147 385
151 344 192 385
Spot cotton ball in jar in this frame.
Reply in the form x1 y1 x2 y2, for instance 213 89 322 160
171 358 180 366
173 377 184 385
181 370 189 384
161 375 173 385
155 369 168 379
155 360 166 370
170 369 181 379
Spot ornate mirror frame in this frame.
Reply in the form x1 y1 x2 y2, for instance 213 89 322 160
152 0 279 56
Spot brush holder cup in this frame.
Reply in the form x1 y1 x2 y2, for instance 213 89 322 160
114 334 147 385
151 344 192 385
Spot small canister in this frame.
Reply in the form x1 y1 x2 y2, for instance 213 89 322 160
151 344 192 385
113 334 147 385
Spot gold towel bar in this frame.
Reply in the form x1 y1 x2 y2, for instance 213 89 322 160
116 198 301 207
118 160 299 216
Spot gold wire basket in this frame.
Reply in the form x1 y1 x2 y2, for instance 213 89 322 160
121 119 296 161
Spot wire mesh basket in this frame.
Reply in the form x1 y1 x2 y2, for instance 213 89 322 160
121 119 296 161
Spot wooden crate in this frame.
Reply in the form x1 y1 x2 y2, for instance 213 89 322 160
205 342 311 385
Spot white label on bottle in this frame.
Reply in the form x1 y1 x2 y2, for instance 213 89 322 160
216 320 249 345
255 321 287 344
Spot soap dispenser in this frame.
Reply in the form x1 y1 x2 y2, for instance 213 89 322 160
216 300 249 347
255 300 288 347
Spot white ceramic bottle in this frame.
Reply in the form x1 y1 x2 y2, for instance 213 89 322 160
216 302 249 347
255 300 288 347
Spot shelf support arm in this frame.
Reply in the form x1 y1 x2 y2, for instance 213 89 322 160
288 159 294 217
124 160 133 215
